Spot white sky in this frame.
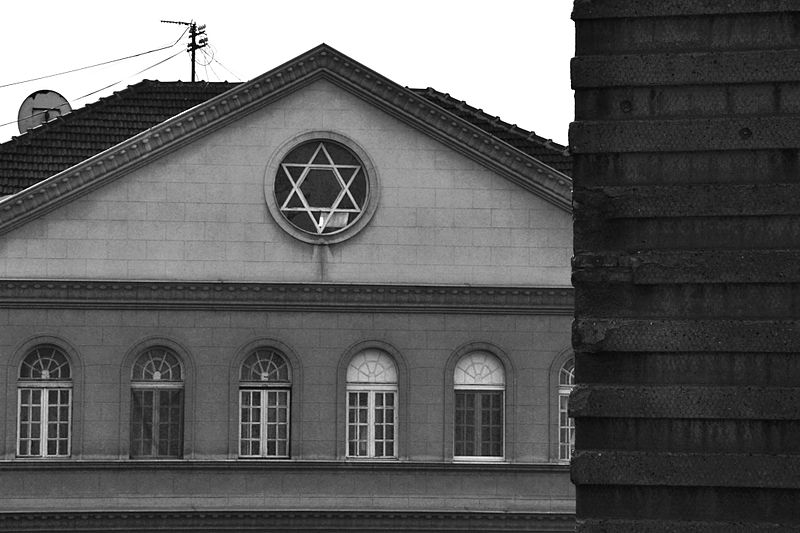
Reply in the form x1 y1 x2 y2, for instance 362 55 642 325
0 1 574 145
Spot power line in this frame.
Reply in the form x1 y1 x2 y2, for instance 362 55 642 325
0 32 186 90
75 49 184 100
0 49 185 130
206 45 243 82
201 49 223 82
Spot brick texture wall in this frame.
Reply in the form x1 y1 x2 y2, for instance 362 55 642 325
570 1 800 530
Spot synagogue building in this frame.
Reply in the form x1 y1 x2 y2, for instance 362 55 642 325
0 44 574 532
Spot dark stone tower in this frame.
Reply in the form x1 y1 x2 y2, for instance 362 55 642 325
570 1 800 530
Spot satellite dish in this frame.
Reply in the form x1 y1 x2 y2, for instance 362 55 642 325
17 90 72 134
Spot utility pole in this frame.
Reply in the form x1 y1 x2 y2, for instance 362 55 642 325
161 19 208 82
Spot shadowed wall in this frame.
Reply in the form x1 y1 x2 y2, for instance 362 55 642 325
570 1 800 530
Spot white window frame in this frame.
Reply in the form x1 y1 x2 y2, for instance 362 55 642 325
346 383 398 459
130 348 185 459
17 382 72 458
453 383 505 462
345 349 398 460
558 359 576 462
238 349 292 459
239 387 291 458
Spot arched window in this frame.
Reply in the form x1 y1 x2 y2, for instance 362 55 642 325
17 345 72 457
454 351 505 459
239 348 291 458
346 349 398 458
130 347 184 458
559 358 575 461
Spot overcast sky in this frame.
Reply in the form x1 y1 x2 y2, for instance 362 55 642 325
0 1 574 145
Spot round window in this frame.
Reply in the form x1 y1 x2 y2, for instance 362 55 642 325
274 139 369 236
265 133 379 244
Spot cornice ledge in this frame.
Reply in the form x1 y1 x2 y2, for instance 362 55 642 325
0 45 571 236
311 48 572 210
0 510 576 528
0 281 574 314
0 459 572 473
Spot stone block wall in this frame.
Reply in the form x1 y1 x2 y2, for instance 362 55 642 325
570 1 800 530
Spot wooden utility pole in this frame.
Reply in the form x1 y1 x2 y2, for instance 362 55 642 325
161 19 208 82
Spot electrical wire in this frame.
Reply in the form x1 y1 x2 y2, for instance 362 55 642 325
0 29 187 90
201 53 211 82
206 45 243 81
0 48 186 130
197 46 214 67
0 28 230 134
206 60 224 83
75 49 185 100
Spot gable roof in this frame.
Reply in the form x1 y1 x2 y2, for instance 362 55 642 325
0 44 572 236
412 88 572 176
0 81 237 195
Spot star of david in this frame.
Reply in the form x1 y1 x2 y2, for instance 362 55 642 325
279 143 364 234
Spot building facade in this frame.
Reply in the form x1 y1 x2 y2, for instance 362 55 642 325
0 44 574 532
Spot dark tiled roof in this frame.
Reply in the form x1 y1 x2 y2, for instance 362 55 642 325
0 80 571 196
412 87 572 176
0 81 237 195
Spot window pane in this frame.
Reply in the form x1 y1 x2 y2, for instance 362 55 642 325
131 389 182 458
347 392 369 457
454 391 475 456
240 390 260 457
240 389 289 458
480 392 503 456
559 390 575 461
456 391 502 457
18 388 42 456
373 392 395 458
265 391 290 457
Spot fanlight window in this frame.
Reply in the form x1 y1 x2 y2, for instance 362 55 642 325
17 345 72 457
454 351 505 387
20 346 71 380
346 349 398 459
559 358 576 461
132 348 182 381
347 349 398 384
239 349 292 458
241 349 290 382
454 352 505 459
130 347 184 458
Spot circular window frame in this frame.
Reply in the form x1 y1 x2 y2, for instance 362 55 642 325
264 131 380 245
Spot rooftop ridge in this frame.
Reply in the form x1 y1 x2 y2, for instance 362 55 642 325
413 87 570 156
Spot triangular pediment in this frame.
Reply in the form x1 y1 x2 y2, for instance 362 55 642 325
0 44 570 236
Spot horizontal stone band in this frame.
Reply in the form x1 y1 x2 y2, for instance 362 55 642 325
572 1 800 19
574 318 800 351
570 384 800 419
572 450 800 488
572 50 800 87
570 117 800 153
0 280 574 315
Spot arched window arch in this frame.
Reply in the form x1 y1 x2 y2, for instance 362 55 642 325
17 345 72 457
346 349 398 459
454 351 505 460
130 347 184 458
239 348 292 458
558 358 575 461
